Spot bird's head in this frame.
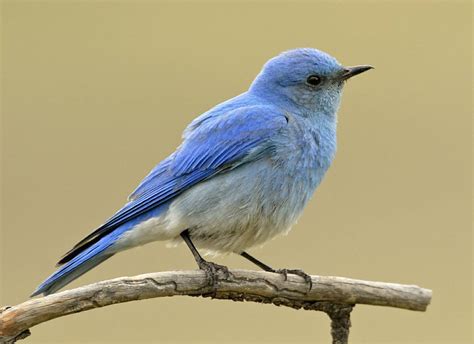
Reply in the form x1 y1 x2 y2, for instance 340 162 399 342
249 48 372 116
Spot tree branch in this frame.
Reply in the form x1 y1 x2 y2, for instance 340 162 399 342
0 269 432 343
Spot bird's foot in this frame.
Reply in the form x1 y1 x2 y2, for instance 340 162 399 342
198 259 230 287
275 268 313 291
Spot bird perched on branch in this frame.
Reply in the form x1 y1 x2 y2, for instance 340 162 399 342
33 48 372 296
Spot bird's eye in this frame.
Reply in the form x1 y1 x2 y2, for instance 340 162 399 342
306 75 322 86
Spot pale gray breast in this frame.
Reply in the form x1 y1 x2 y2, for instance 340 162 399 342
263 115 329 226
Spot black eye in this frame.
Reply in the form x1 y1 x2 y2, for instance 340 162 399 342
306 75 322 86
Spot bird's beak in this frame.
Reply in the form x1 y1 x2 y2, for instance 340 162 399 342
340 65 374 81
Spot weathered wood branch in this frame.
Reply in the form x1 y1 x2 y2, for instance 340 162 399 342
0 269 432 344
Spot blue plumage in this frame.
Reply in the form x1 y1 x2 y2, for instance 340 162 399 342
33 48 372 296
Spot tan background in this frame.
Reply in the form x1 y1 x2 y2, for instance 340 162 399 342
1 1 472 343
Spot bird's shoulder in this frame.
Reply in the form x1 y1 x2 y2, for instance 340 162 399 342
183 92 288 140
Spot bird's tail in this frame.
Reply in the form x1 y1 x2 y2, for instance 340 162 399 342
31 233 118 297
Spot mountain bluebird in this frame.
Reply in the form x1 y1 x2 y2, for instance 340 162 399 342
32 48 372 296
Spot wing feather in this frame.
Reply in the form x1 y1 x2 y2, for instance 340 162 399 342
58 106 286 265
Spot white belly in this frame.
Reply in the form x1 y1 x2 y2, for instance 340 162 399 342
174 160 311 253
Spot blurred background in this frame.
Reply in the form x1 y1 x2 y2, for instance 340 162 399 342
1 1 472 343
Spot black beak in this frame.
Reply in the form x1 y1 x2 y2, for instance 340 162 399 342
340 65 373 81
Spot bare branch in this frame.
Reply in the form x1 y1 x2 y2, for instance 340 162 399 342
0 270 432 343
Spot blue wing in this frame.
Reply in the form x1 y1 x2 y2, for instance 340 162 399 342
58 105 287 265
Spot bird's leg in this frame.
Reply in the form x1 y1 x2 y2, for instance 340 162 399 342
240 251 313 290
180 229 229 286
240 251 274 271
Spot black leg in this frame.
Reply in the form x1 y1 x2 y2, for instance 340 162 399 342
180 229 229 284
240 251 274 272
180 229 205 266
240 251 313 290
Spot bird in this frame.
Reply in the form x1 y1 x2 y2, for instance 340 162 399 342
32 48 372 296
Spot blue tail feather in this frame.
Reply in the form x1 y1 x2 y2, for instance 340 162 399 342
33 203 170 297
31 233 119 296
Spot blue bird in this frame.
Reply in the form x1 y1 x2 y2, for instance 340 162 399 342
32 48 372 296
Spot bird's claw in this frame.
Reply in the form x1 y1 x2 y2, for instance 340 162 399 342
198 260 230 287
275 268 313 291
